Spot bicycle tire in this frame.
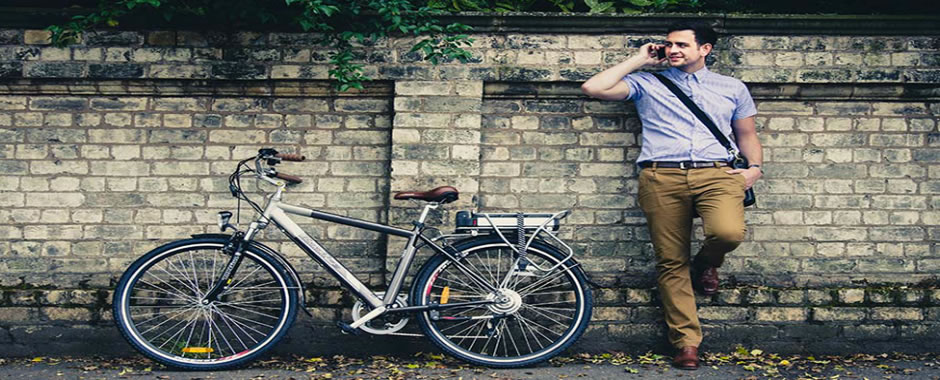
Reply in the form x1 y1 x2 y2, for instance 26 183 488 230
113 237 298 370
410 236 593 368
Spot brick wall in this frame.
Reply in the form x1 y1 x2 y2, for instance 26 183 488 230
0 90 393 287
0 15 937 355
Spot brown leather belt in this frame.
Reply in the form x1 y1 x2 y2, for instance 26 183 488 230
638 161 729 169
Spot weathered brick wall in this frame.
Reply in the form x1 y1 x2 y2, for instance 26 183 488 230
0 91 393 286
0 15 937 355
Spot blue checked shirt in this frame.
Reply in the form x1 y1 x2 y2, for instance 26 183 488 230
623 67 757 163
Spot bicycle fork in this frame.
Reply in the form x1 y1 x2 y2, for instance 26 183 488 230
202 222 264 304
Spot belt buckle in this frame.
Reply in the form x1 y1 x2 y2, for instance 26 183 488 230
679 161 687 170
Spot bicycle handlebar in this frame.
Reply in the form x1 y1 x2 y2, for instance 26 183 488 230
251 149 305 185
275 153 306 162
274 172 303 184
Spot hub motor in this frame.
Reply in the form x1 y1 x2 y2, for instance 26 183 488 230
486 289 523 315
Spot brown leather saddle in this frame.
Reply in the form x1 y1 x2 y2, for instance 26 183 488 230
393 186 459 204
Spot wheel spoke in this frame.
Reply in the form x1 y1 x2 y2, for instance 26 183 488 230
522 304 574 321
207 307 236 358
504 317 522 357
213 305 264 344
516 271 567 296
223 265 266 294
212 305 252 350
155 310 201 351
515 314 547 349
521 304 569 328
136 303 200 335
139 275 197 304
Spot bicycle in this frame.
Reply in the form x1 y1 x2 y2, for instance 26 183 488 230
112 148 593 370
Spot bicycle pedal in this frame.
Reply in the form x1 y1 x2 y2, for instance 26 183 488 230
336 321 361 335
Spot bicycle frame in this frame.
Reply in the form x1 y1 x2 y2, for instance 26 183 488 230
208 179 500 330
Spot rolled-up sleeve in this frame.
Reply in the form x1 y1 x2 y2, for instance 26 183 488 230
622 73 644 101
732 82 757 120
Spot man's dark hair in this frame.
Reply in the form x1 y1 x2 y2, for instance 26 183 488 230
667 22 718 47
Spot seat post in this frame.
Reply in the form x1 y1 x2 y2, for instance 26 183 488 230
416 202 439 225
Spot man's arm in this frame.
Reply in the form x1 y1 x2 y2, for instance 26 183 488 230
581 43 664 100
726 116 763 189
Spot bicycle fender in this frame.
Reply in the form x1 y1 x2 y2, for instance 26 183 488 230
191 233 311 317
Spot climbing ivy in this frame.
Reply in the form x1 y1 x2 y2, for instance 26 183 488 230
47 0 474 91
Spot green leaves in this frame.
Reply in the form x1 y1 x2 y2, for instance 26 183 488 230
434 0 702 12
48 0 476 91
303 0 474 90
585 0 615 13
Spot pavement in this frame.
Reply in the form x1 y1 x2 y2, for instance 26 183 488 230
0 351 938 380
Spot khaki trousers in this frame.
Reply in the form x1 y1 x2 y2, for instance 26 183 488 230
637 165 747 349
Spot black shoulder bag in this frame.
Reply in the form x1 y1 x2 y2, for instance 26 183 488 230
651 72 756 208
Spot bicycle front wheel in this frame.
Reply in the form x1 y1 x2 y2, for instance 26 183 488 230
411 236 593 368
113 237 298 370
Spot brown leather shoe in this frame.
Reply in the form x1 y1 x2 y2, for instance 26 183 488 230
672 346 699 370
692 258 719 296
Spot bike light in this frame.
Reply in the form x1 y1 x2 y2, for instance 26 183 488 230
218 211 233 231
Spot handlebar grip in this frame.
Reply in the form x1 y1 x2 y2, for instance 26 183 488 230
274 173 303 184
275 153 306 162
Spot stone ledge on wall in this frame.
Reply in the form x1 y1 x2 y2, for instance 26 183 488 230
0 78 394 97
439 13 940 36
3 78 937 101
485 81 940 101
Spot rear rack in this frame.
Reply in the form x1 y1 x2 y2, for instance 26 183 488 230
453 210 575 272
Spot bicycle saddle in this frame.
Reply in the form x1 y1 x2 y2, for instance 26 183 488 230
394 186 459 204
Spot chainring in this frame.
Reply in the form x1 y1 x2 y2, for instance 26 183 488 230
350 292 409 335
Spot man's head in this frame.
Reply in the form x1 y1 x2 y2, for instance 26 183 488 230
663 22 717 71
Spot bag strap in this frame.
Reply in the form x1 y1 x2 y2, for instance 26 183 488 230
651 72 738 157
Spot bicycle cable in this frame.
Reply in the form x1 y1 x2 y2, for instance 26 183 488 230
228 156 266 224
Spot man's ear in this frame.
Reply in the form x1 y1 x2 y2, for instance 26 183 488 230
700 43 713 56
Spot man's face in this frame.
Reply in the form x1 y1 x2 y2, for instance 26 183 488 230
663 30 711 68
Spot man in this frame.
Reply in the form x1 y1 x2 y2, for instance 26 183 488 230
581 22 763 370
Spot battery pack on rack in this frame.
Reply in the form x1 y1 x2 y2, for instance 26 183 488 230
454 211 560 233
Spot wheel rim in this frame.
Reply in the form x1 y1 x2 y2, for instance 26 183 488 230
118 243 292 365
421 243 586 363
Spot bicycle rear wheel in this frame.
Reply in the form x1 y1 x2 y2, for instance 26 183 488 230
113 237 298 370
411 236 592 368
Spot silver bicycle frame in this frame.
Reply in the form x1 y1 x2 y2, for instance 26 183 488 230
258 186 421 310
254 179 502 310
242 172 501 329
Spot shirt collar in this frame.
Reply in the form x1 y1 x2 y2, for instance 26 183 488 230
665 66 710 83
